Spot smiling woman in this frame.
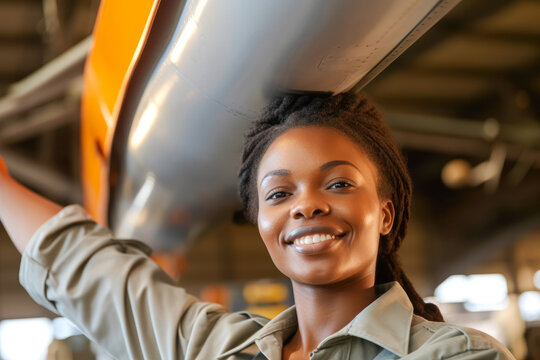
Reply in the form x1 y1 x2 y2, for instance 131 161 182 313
239 93 444 308
256 126 388 286
237 94 448 358
0 93 516 359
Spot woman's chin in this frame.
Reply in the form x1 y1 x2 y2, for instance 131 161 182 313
286 267 376 289
289 271 352 287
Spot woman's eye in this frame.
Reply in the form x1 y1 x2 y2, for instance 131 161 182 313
266 191 289 201
328 181 352 190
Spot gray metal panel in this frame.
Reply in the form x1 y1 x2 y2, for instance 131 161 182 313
111 0 460 250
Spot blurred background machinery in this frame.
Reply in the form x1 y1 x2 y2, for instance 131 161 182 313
0 0 539 359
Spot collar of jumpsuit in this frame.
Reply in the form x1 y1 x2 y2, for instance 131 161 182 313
218 281 413 359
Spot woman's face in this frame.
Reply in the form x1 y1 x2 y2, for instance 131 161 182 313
256 126 394 287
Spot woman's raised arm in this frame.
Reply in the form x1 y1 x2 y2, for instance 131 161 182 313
0 156 62 253
0 156 265 359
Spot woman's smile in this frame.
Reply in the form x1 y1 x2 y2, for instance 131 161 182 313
284 225 347 255
256 125 394 286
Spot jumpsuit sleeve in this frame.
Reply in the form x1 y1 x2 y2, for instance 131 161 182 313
445 347 516 360
19 205 260 359
413 323 517 360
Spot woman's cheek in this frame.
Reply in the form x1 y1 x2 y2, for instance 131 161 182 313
360 211 376 228
257 219 271 245
345 195 380 226
257 207 279 245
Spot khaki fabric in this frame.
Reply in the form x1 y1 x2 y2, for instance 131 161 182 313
20 205 515 360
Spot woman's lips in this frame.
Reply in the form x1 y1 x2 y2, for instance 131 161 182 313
290 233 344 255
284 226 344 244
284 227 347 255
293 233 335 245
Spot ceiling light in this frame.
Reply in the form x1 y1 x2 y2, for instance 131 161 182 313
518 291 540 322
533 269 540 290
435 274 508 312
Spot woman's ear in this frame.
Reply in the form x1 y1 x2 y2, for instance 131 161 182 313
379 199 395 235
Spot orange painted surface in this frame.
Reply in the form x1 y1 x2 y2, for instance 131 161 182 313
81 0 158 224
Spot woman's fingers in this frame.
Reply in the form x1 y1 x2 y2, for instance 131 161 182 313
0 156 8 177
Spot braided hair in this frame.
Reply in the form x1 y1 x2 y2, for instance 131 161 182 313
238 92 443 322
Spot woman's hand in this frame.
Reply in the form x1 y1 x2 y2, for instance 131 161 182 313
0 156 8 178
0 155 62 253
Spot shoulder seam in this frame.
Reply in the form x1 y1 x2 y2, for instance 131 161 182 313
422 324 436 334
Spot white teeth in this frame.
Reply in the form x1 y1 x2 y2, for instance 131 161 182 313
293 233 338 246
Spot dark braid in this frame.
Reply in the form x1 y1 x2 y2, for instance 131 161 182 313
238 92 444 322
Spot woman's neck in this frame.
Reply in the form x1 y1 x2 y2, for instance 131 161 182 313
284 276 377 359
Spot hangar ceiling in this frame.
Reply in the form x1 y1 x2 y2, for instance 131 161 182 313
364 0 540 289
0 0 539 319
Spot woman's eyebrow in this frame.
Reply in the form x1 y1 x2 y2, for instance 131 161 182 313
260 169 291 186
320 160 359 171
260 161 358 186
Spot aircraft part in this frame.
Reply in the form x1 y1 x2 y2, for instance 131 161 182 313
108 0 461 250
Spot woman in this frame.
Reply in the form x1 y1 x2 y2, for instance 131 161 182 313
0 93 514 359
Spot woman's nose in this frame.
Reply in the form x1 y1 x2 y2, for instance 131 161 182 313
290 192 330 219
